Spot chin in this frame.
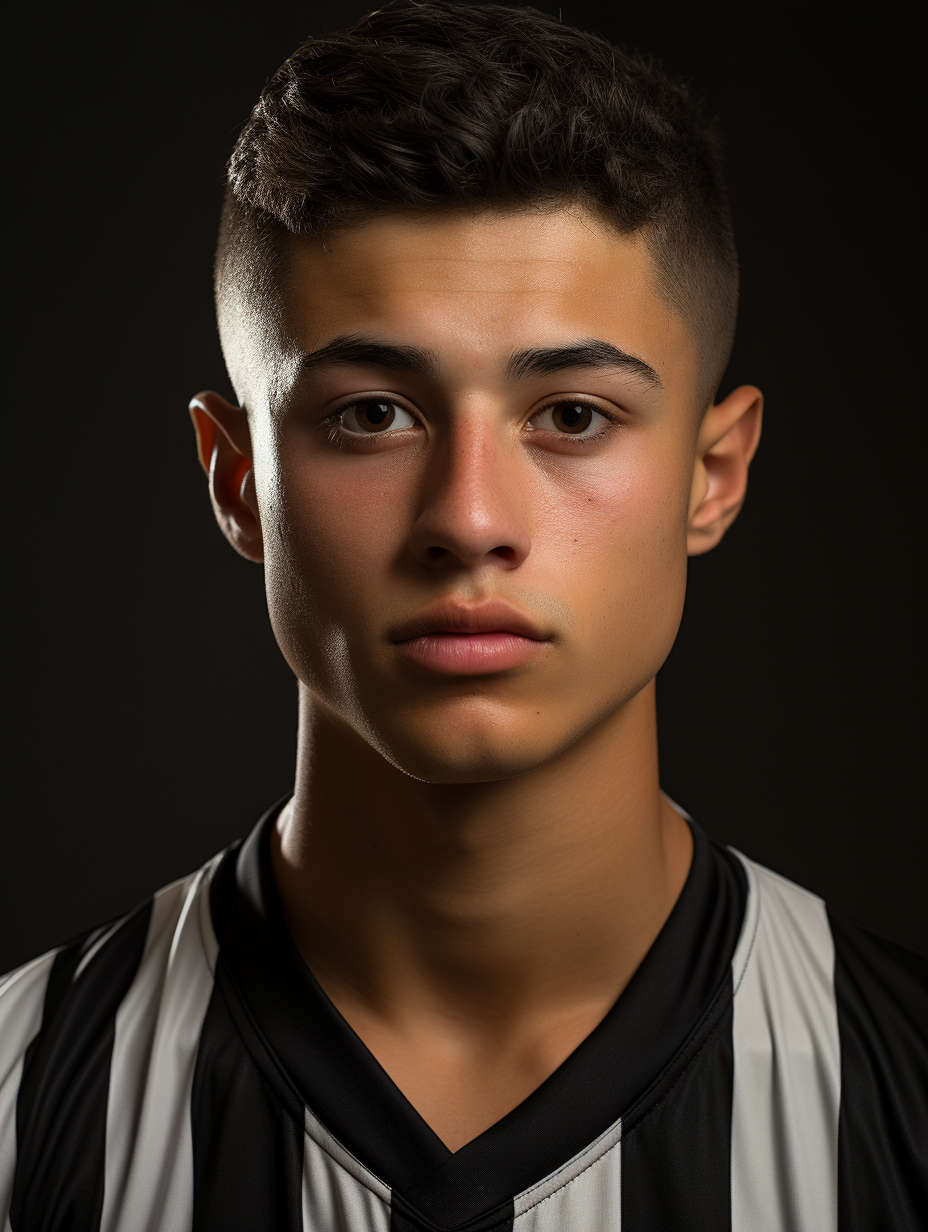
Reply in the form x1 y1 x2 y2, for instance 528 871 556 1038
379 747 554 786
362 706 582 785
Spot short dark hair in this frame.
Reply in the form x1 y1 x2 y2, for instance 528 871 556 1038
217 1 738 411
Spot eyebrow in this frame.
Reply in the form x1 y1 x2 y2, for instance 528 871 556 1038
507 340 661 385
297 333 661 386
298 335 438 377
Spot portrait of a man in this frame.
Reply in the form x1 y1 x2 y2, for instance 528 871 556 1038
2 3 924 1229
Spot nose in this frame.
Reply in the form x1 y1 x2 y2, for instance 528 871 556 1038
406 415 531 572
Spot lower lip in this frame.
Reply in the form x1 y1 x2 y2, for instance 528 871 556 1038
393 632 548 675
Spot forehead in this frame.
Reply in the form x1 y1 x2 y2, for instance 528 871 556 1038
277 207 696 389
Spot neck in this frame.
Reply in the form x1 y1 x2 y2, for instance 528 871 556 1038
271 678 692 1043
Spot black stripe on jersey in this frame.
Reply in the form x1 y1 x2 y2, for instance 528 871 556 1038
830 909 928 1232
10 901 152 1232
191 966 304 1232
389 1190 513 1232
209 817 452 1192
211 802 746 1232
617 846 744 1230
621 992 735 1230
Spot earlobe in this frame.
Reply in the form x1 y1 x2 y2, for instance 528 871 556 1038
188 390 264 563
687 385 763 556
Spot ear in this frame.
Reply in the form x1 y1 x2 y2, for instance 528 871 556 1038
687 385 763 555
188 390 264 563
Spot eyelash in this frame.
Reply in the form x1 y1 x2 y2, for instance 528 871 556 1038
529 401 619 442
322 398 620 447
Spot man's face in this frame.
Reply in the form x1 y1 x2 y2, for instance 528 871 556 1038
244 206 702 782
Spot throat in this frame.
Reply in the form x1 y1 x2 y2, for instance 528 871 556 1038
327 1000 618 1153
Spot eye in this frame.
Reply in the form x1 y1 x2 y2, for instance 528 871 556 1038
531 401 610 436
338 400 417 434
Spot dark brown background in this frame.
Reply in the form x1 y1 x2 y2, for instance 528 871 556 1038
4 0 924 973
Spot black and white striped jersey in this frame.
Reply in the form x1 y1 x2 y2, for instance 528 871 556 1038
2 801 926 1232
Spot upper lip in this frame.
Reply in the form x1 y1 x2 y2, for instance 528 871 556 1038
390 599 550 643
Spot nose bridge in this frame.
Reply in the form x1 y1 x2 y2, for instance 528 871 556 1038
408 404 531 570
437 408 502 508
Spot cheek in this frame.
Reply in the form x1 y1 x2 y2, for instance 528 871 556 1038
259 452 407 635
550 441 691 651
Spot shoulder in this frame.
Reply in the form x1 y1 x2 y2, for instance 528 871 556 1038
730 846 925 988
0 858 223 1222
0 863 216 1035
729 848 927 1227
0 856 222 1054
732 845 926 1024
731 846 926 1042
828 912 928 1227
828 906 927 1013
827 905 928 1107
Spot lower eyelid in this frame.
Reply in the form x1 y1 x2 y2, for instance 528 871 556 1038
536 429 612 444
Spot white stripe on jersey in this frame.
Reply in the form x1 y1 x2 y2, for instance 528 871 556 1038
302 1106 391 1229
512 1117 622 1228
729 851 840 1232
0 950 56 1230
100 862 219 1232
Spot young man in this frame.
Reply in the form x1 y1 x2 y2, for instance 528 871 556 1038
1 3 925 1229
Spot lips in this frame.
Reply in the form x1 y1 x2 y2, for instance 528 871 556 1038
390 599 548 643
390 599 551 676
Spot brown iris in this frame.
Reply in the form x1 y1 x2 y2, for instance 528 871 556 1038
353 401 396 432
552 403 594 433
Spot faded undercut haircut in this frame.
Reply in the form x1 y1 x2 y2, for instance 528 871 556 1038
216 0 739 412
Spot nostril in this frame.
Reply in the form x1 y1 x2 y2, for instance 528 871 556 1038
421 543 519 566
408 508 531 570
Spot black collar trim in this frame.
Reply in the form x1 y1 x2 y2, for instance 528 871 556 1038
210 799 746 1228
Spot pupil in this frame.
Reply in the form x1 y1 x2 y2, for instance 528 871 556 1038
556 404 592 433
361 402 394 430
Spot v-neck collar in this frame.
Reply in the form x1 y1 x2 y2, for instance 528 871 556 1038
209 798 746 1227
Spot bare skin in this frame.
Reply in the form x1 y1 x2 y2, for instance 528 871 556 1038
190 205 762 1152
